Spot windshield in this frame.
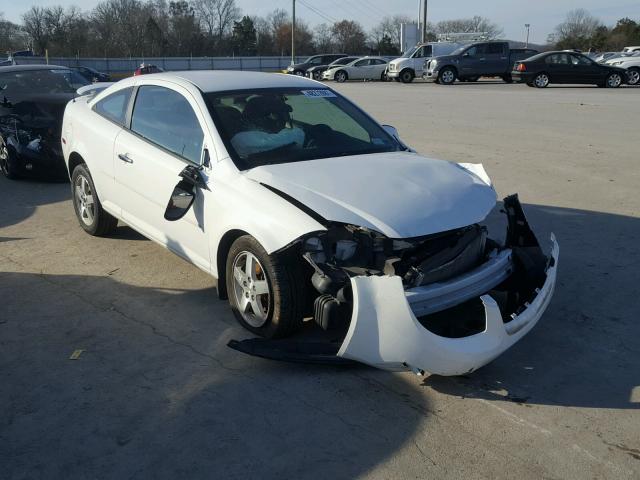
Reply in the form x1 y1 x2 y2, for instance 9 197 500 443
206 88 401 170
0 69 89 97
401 45 419 58
331 57 357 66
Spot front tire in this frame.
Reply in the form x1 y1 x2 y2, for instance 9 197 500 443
335 70 348 83
71 164 118 236
438 67 457 85
399 69 415 83
605 72 623 88
626 67 640 86
226 235 304 338
0 138 20 180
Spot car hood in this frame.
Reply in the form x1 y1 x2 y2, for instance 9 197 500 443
246 152 497 238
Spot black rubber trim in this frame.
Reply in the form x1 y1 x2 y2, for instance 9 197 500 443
260 182 329 226
227 338 355 366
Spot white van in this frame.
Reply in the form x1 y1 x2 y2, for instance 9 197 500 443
387 42 463 83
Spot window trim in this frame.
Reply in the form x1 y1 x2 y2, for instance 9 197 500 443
126 84 206 166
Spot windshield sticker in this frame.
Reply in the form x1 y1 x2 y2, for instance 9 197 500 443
301 89 337 98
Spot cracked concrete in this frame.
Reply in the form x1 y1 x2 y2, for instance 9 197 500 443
1 81 639 479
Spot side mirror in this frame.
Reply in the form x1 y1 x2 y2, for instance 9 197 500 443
462 52 470 58
164 164 208 221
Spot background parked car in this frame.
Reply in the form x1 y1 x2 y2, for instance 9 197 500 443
606 55 640 85
306 56 359 80
71 66 111 82
0 65 89 179
286 54 347 76
424 41 538 85
134 63 164 76
512 51 627 88
387 42 462 83
322 56 389 83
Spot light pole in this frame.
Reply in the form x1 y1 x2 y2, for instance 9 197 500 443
525 24 530 48
291 0 296 65
421 0 428 43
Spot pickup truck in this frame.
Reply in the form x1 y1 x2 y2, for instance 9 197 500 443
423 41 538 85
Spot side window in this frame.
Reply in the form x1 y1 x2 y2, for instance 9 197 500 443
355 59 369 67
422 45 433 57
486 43 504 55
93 87 133 126
571 54 591 65
131 86 204 164
373 59 386 65
546 54 570 65
465 46 477 56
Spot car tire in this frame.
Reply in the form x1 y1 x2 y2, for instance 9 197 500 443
626 67 640 86
71 163 118 236
0 138 20 180
399 69 415 83
438 67 457 85
502 75 514 83
335 70 348 83
312 71 321 80
604 72 623 88
533 73 550 88
294 70 304 76
226 235 304 338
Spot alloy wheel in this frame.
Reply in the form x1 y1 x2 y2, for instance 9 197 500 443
441 69 455 84
534 73 549 88
231 251 271 328
74 174 95 226
607 73 622 88
627 69 640 86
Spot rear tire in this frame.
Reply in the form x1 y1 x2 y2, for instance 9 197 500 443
533 72 550 88
438 67 457 85
71 164 118 236
502 75 514 83
226 235 304 338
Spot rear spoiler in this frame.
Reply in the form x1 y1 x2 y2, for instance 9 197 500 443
76 82 114 98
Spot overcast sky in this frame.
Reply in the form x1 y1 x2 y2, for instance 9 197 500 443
3 0 640 44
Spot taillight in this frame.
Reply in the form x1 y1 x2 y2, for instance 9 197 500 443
517 63 526 72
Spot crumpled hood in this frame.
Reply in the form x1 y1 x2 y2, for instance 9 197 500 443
246 152 497 238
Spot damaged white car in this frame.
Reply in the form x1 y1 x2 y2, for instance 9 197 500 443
62 71 558 376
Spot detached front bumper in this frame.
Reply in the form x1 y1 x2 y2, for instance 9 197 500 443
423 69 439 82
338 235 558 376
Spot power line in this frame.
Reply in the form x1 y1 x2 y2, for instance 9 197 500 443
297 0 337 24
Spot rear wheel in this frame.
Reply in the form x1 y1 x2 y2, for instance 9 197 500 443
502 75 513 83
226 235 304 338
438 67 457 85
626 67 640 86
335 70 348 83
604 72 623 88
0 137 20 180
533 73 550 88
71 164 118 236
399 69 415 83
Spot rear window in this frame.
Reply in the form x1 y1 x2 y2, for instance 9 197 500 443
94 87 133 126
0 69 89 96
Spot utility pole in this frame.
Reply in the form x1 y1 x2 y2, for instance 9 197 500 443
421 0 428 43
525 24 531 48
291 0 296 65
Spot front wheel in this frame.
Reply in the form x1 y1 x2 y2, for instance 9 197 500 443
533 73 550 88
605 72 623 88
438 67 457 85
0 137 19 179
71 164 118 236
335 70 348 83
399 69 414 83
626 67 640 86
226 235 304 338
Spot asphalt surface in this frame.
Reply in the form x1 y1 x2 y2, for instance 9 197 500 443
1 80 639 479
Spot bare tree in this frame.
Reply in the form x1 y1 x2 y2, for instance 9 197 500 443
194 0 239 42
553 9 601 49
22 6 48 54
331 20 366 54
314 23 334 53
436 16 503 39
0 13 28 54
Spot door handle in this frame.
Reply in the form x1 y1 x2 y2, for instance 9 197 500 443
118 153 133 163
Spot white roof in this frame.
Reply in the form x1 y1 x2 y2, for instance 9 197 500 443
147 70 321 93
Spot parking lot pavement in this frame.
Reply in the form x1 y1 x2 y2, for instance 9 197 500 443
1 81 639 479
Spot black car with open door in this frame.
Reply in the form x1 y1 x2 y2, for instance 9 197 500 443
0 65 90 180
512 51 628 88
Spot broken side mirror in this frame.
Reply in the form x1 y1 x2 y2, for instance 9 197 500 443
164 164 208 221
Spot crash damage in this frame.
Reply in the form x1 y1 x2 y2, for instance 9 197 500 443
229 186 559 376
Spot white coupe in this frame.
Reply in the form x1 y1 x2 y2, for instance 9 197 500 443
62 71 558 376
321 56 389 83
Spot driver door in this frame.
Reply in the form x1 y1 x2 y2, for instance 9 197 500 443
351 59 370 79
113 84 211 270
